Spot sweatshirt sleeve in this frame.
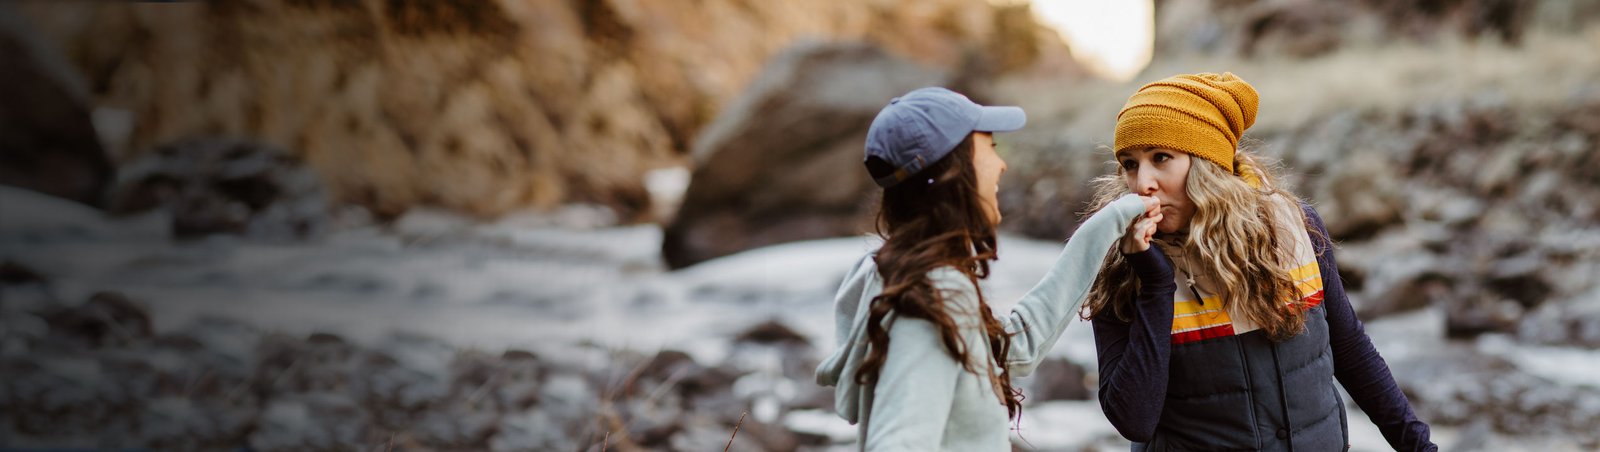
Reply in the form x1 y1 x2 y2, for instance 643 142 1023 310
1302 205 1438 452
1092 246 1176 442
1000 194 1149 376
863 314 964 451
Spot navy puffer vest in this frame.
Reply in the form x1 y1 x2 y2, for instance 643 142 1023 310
1139 303 1347 451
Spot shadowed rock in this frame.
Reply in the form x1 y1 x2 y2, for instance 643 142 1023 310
0 260 48 286
1021 357 1091 402
1153 0 1565 59
109 138 328 241
663 42 945 268
0 5 112 207
734 320 810 346
1389 344 1600 445
42 291 152 349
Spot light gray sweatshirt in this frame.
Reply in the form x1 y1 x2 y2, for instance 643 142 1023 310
815 194 1147 451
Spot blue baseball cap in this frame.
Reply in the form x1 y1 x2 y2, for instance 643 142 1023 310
863 87 1026 188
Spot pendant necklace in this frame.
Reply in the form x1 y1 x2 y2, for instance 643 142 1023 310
1182 250 1204 305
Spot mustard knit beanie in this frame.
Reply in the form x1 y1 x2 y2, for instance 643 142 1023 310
1114 72 1261 187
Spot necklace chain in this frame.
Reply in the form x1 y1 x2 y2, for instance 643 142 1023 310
1180 249 1202 305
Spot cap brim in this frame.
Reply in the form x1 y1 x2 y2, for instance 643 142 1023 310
974 106 1026 132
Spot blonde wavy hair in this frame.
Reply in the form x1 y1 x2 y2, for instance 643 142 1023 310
1080 148 1318 341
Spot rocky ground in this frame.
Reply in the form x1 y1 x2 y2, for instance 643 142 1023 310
2 184 1595 451
3 1 1597 450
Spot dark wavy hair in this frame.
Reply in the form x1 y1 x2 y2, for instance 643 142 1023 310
854 134 1025 419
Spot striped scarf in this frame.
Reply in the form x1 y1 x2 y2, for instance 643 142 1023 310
1157 201 1325 345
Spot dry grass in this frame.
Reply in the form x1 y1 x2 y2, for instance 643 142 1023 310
994 27 1600 141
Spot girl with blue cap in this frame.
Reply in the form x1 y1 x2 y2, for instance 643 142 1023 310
816 87 1164 450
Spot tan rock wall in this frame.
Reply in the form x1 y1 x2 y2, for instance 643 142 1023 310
17 0 1071 219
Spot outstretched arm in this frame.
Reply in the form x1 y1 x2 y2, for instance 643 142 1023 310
1303 205 1437 452
1001 194 1153 375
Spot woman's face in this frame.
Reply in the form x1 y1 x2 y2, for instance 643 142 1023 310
973 132 1007 226
1118 147 1194 233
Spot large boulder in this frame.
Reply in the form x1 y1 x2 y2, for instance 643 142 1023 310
662 43 945 269
0 5 112 206
12 0 1065 220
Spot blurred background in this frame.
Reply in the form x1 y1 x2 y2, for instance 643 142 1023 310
1 0 1597 450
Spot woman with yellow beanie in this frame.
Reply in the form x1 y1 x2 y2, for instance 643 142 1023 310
1080 73 1437 451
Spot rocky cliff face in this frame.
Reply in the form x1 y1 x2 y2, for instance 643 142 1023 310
14 0 1073 220
990 4 1600 443
997 24 1600 336
1153 0 1600 59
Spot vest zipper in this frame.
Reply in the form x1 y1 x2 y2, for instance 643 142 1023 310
1270 343 1294 452
1235 339 1262 450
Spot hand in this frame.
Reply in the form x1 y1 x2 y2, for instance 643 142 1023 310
1121 196 1162 254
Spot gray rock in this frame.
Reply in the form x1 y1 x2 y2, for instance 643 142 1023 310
1446 297 1526 339
41 291 151 349
413 397 501 449
176 316 261 372
252 332 358 396
731 320 818 382
488 410 577 451
247 393 370 451
0 4 113 207
357 336 454 428
618 384 685 448
1389 342 1600 444
670 413 777 452
733 320 810 347
108 138 328 242
1 355 125 438
0 279 57 319
0 260 49 286
1311 151 1404 240
1517 295 1600 348
493 349 542 411
539 372 597 428
1019 357 1091 402
662 42 945 268
138 396 256 450
1152 0 1544 59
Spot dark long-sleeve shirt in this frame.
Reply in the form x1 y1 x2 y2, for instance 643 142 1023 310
1091 206 1435 451
1091 246 1175 442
